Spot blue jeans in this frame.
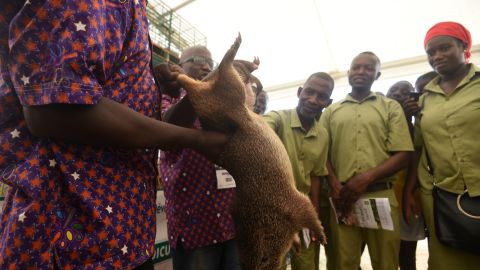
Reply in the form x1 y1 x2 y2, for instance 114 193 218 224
171 239 241 270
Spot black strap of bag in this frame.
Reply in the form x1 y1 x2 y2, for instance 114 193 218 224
421 74 480 254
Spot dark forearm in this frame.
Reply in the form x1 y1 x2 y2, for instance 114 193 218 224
362 151 411 184
326 159 339 186
404 147 421 193
23 97 201 150
162 96 197 127
309 176 322 216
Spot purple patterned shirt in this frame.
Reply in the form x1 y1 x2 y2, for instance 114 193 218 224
160 93 236 250
0 0 158 269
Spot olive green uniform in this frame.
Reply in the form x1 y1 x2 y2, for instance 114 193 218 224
264 109 328 270
414 64 480 269
320 178 335 270
320 92 413 270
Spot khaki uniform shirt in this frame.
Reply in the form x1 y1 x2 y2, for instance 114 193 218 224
263 109 328 195
320 92 413 183
414 64 480 196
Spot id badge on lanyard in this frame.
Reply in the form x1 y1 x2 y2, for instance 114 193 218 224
215 164 236 189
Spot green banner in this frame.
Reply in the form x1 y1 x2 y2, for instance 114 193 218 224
0 182 6 202
151 241 171 264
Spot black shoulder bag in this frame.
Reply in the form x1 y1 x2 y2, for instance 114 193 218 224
425 133 480 254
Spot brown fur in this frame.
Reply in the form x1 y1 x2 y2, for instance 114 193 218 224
233 56 260 83
176 34 326 270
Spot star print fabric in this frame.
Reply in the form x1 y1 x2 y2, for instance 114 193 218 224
160 93 236 250
0 0 158 269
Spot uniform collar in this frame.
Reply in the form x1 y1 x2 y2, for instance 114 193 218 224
341 91 378 104
424 64 480 95
290 109 319 137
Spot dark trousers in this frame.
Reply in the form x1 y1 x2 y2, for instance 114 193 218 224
171 239 241 270
133 259 154 270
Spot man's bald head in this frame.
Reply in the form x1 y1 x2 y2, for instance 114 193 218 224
179 46 213 80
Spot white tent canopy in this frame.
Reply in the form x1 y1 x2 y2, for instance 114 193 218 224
161 0 480 108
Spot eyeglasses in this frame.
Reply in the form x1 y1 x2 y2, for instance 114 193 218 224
180 56 216 69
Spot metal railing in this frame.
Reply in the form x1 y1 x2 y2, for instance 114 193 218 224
147 0 207 63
